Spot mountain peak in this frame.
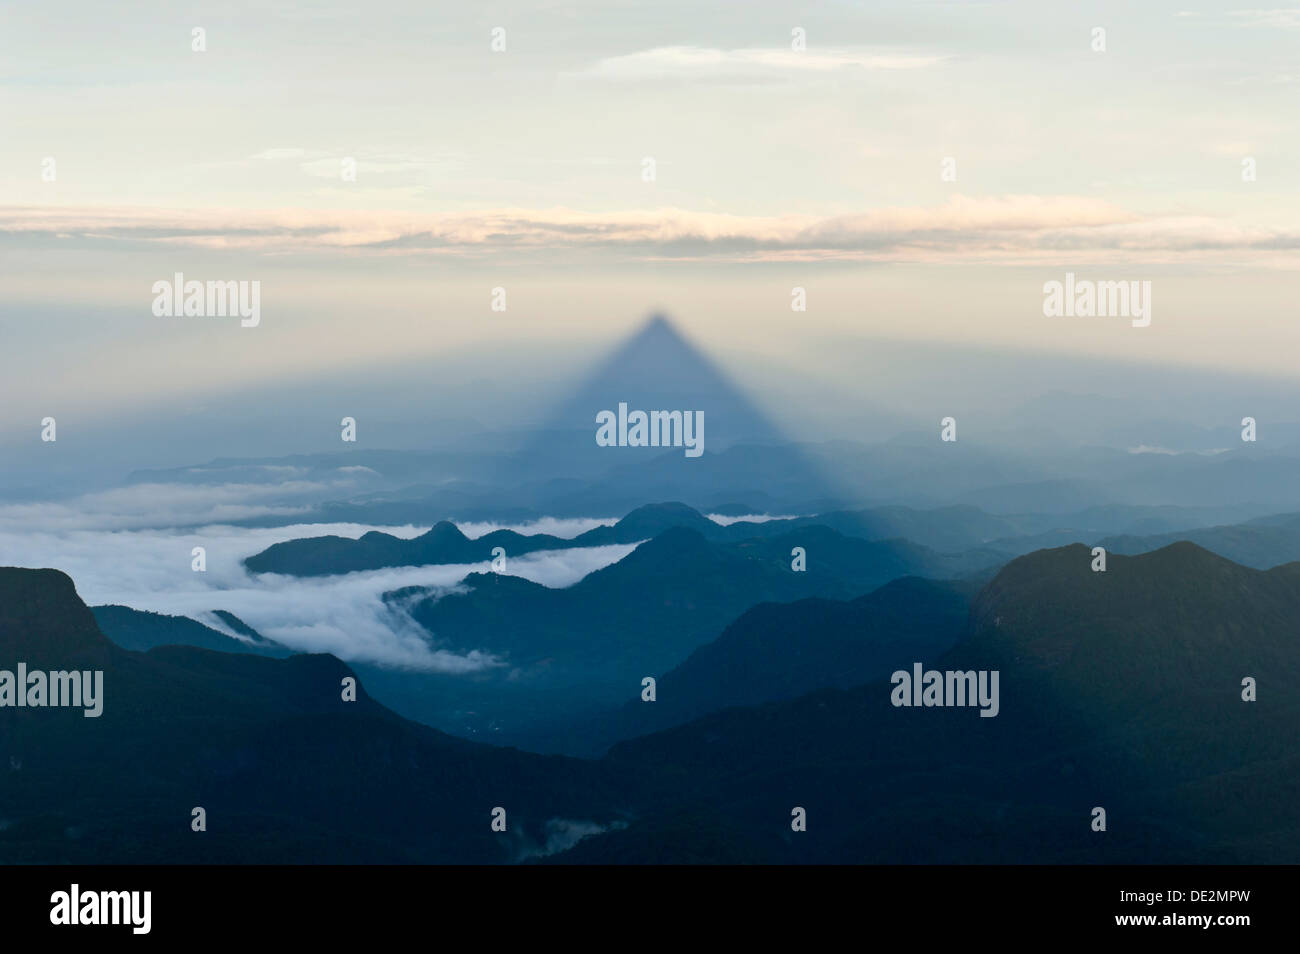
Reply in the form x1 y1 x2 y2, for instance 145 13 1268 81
612 502 718 538
421 521 470 543
970 539 1264 674
0 567 116 665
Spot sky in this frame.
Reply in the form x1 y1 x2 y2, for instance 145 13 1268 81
2 0 1299 464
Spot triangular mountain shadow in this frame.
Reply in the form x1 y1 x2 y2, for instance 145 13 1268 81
506 315 834 498
546 315 786 447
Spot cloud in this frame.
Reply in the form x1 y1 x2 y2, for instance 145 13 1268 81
250 148 310 161
5 196 1300 265
1127 445 1231 456
513 818 625 861
1177 8 1300 29
704 512 799 526
298 154 455 179
0 515 636 671
1204 140 1254 156
0 483 320 532
239 148 464 181
1226 9 1300 29
572 45 948 81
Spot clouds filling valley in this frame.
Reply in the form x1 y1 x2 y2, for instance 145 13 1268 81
0 490 630 671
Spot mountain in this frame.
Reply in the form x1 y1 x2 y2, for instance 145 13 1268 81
0 567 626 863
91 605 289 655
7 543 1297 863
406 525 996 667
634 576 973 726
243 499 1019 580
245 494 1276 579
1101 511 1300 569
244 521 542 576
244 501 722 577
768 502 1265 553
551 576 975 755
359 525 1000 748
555 543 1300 863
743 505 1030 551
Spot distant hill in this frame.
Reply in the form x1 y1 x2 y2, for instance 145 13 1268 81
243 500 1015 578
360 525 1000 746
243 502 720 576
91 605 289 656
407 525 995 669
1101 511 1300 569
243 497 1277 579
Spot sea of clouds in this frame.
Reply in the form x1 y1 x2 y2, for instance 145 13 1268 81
0 489 634 671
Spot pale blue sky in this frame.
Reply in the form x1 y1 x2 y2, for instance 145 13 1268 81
2 0 1298 452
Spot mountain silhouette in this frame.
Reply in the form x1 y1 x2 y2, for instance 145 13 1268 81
573 576 975 753
569 542 1300 863
1099 511 1300 569
9 540 1299 863
91 605 289 656
244 501 729 576
0 567 624 863
359 524 999 748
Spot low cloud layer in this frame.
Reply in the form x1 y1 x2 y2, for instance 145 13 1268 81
5 197 1298 266
570 45 948 81
0 515 635 671
0 482 320 532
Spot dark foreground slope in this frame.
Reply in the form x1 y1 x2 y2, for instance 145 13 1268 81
537 576 974 755
7 541 1297 864
554 543 1300 863
0 567 625 863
